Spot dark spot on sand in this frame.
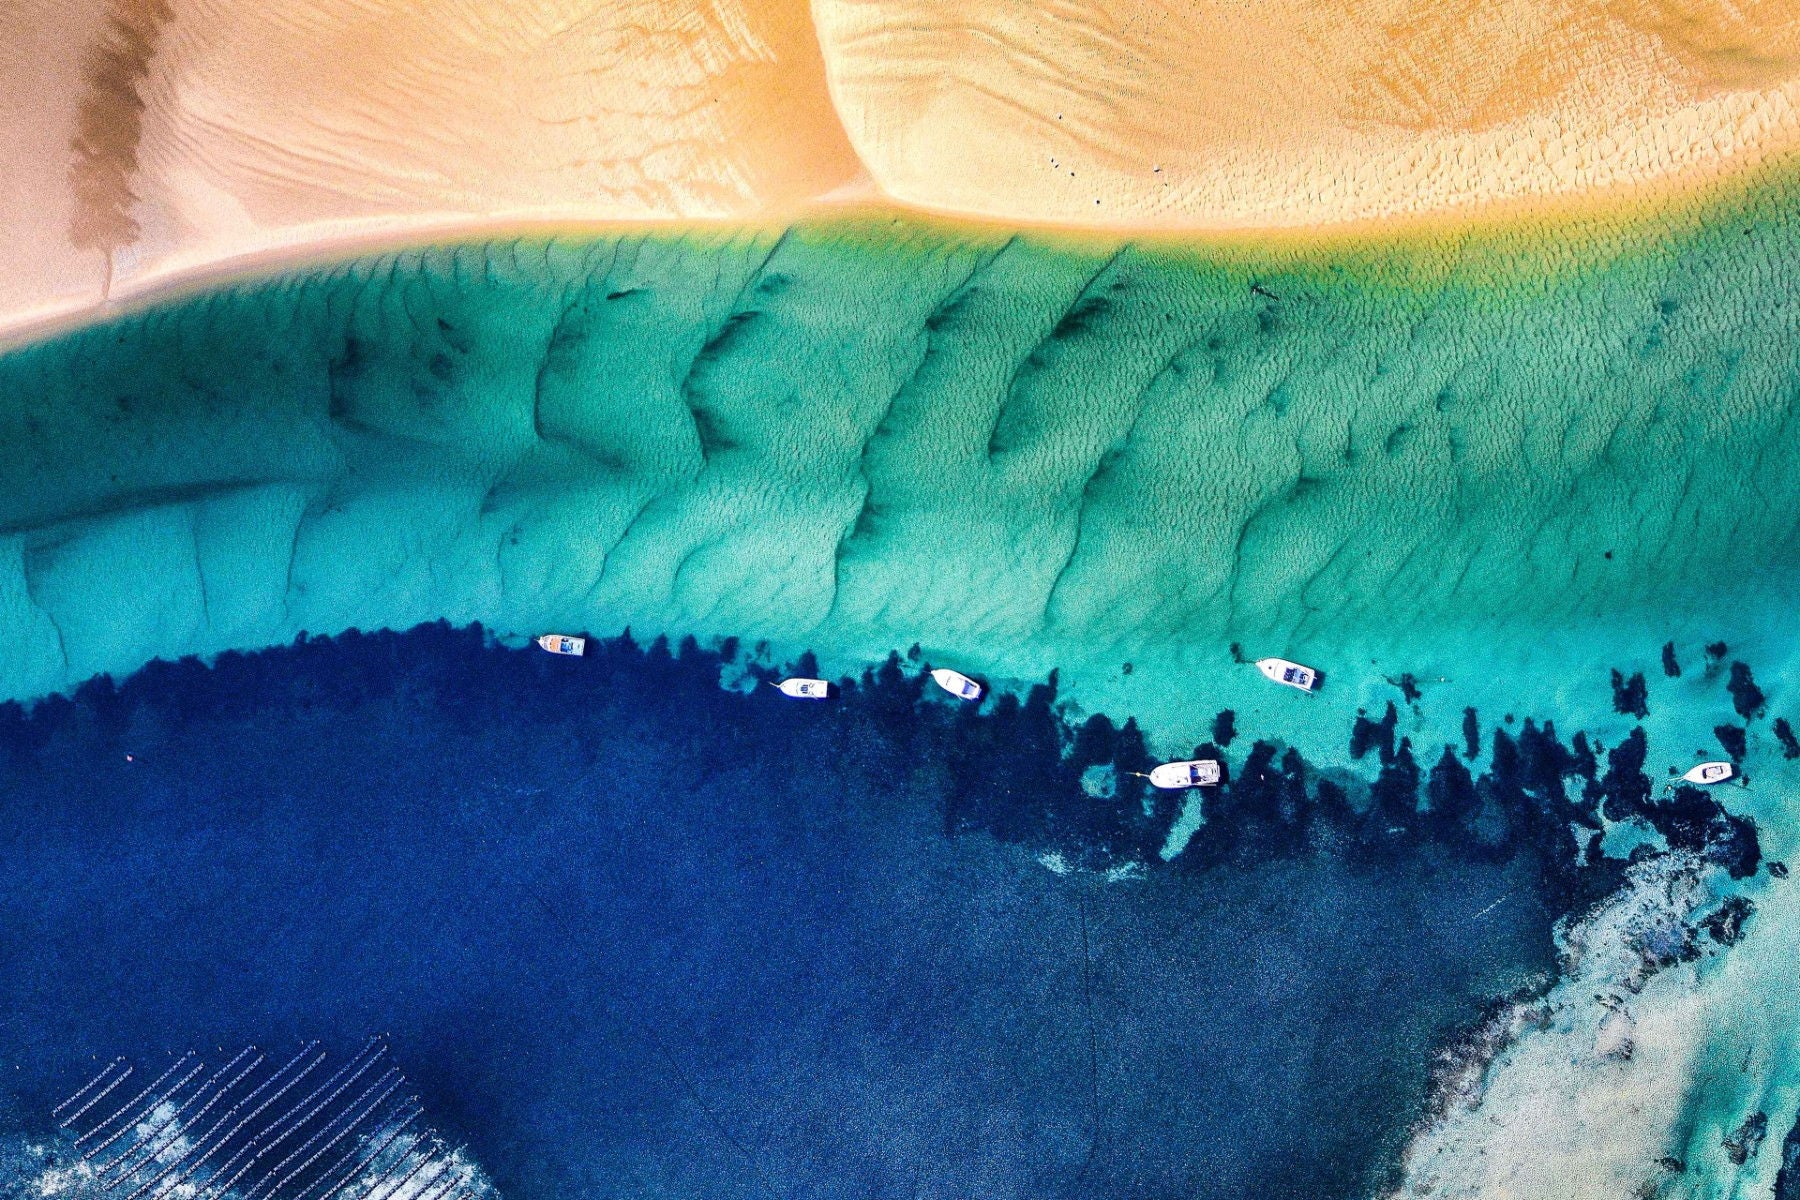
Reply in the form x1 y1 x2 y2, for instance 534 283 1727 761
1728 662 1766 720
1725 1112 1769 1165
1350 702 1398 763
68 0 176 294
1611 669 1648 718
1701 895 1754 946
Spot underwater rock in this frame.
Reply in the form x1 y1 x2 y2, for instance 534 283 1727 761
1593 1003 1634 1061
1610 669 1648 719
1722 1110 1768 1165
1351 702 1399 763
1774 718 1800 760
1727 663 1766 720
1700 895 1755 946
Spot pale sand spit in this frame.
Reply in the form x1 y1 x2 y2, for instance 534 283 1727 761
8 0 1800 342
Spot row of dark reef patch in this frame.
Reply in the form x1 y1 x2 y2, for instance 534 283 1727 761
0 624 1768 916
1 622 1783 1192
1632 646 1800 761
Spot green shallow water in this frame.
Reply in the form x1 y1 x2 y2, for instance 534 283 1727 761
6 173 1800 1198
4 181 1800 771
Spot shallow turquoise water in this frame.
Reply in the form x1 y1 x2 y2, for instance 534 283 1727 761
4 182 1800 1196
4 199 1800 758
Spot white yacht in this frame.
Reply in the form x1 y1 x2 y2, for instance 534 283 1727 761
536 634 586 656
1147 759 1222 789
930 668 984 701
1256 657 1318 692
1681 761 1735 785
775 677 830 699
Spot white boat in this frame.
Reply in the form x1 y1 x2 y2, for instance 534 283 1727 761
1148 759 1222 789
536 634 586 656
930 668 984 701
1682 761 1735 785
1256 657 1318 692
776 677 830 699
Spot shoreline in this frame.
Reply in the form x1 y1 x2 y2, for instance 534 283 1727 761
7 146 1800 355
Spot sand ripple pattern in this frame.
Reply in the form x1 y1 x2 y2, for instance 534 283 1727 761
0 196 1796 730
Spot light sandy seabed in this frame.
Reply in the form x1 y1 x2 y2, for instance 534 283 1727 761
9 0 1800 341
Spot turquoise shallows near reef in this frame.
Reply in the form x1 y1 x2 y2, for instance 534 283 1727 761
5 184 1800 773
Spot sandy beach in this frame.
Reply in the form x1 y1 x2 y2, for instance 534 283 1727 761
7 0 1800 342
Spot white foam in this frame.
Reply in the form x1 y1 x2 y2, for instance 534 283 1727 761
2 1103 497 1200
1388 852 1800 1198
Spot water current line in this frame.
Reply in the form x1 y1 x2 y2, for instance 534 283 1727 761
120 1050 269 1200
56 1060 129 1124
77 1055 198 1150
102 1048 262 1184
413 1163 465 1200
250 1069 404 1200
190 1044 351 1200
59 1065 133 1131
220 1041 389 1200
98 1060 219 1181
528 886 788 1200
86 1057 208 1167
397 1156 458 1200
290 1106 421 1200
362 1142 442 1200
135 1043 322 1200
342 1131 429 1200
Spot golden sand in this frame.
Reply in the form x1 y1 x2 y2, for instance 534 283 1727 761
0 0 866 334
814 0 1800 228
6 0 1800 338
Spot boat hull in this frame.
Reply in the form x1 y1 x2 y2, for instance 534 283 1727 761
930 668 983 701
1256 657 1317 691
536 634 586 657
1149 760 1222 789
1682 761 1735 785
777 678 830 699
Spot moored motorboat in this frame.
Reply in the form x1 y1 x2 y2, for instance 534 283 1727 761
536 634 586 656
1682 761 1735 785
1256 657 1318 692
1147 759 1222 789
776 677 830 699
930 668 984 701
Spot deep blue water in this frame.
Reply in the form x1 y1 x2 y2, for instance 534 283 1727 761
0 627 1593 1198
